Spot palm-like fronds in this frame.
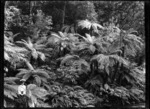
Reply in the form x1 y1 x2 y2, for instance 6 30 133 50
58 54 80 66
91 54 129 75
56 54 90 84
45 84 95 107
4 35 27 62
50 32 74 51
26 84 49 107
51 32 78 45
84 75 103 95
4 77 20 106
73 58 90 72
75 34 97 53
16 37 47 61
58 54 90 73
76 33 109 54
104 86 145 105
110 30 144 57
85 75 103 87
4 84 18 100
124 66 145 88
79 34 96 44
123 32 143 57
49 32 80 55
61 24 76 33
78 19 104 33
51 32 70 42
73 87 96 107
4 77 20 85
16 68 50 86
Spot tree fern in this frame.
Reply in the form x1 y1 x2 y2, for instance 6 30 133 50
91 54 129 73
4 77 20 107
75 34 96 54
78 19 104 34
51 31 70 42
4 35 27 63
16 37 47 61
51 32 78 47
123 32 143 57
110 29 144 58
16 68 50 86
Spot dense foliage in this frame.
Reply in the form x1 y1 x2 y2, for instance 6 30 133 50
4 1 145 108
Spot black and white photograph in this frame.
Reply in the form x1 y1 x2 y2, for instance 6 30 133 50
3 1 146 108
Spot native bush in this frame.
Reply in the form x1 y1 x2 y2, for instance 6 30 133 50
4 1 145 108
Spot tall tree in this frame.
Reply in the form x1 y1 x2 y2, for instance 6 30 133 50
61 1 66 28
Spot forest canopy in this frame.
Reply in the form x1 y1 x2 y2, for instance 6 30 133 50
4 1 145 108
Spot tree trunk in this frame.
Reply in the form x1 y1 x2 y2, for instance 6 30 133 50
61 1 66 28
112 62 119 84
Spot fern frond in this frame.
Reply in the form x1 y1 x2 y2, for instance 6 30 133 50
27 84 37 90
35 36 47 45
33 75 42 86
22 73 32 80
4 84 18 100
124 44 137 57
73 86 83 91
52 32 67 41
62 25 70 32
4 77 20 84
37 51 46 61
64 85 74 91
4 52 10 61
34 43 46 50
109 55 130 66
85 34 96 44
92 22 104 30
78 19 91 30
61 24 76 33
26 84 48 105
34 69 50 78
32 87 48 98
74 59 90 67
87 79 102 86
58 54 80 66
4 38 27 62
4 90 16 100
16 69 31 78
78 19 104 31
47 35 60 44
40 76 48 84
91 53 129 76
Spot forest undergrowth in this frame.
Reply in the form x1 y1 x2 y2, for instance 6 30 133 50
4 1 145 108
